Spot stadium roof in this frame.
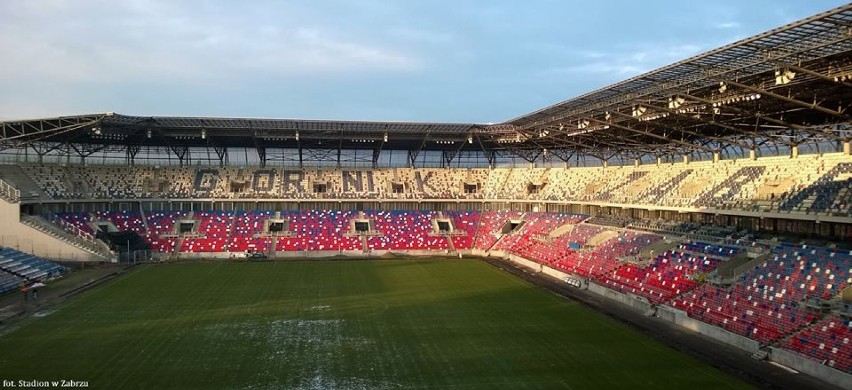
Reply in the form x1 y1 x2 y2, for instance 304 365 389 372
504 4 852 161
1 4 851 165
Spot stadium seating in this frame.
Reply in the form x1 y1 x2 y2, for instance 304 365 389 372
600 244 728 303
181 212 233 252
366 210 449 251
33 204 852 379
573 231 662 278
14 152 852 216
229 211 274 253
779 160 852 216
48 209 485 254
0 247 65 282
672 244 852 343
279 210 360 251
443 211 480 249
145 211 184 252
472 211 524 250
491 212 586 255
0 268 25 295
781 316 852 374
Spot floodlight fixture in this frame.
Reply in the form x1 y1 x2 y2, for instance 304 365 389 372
775 68 796 85
668 96 685 109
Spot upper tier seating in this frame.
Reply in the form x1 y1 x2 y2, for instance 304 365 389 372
16 152 852 215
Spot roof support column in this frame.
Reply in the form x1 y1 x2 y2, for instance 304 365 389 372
372 149 381 169
256 146 266 168
484 150 495 168
407 149 419 169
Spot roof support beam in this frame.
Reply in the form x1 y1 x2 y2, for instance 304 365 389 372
445 132 475 167
586 117 714 153
372 148 381 168
372 130 386 169
508 148 542 163
213 145 228 167
126 144 141 166
0 118 102 145
626 102 755 150
69 143 107 160
536 125 626 151
483 150 496 167
171 145 189 166
679 93 798 144
770 61 852 88
442 149 458 167
547 148 575 163
257 146 267 168
408 134 429 168
715 78 849 119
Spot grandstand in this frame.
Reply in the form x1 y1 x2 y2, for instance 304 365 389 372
0 3 850 389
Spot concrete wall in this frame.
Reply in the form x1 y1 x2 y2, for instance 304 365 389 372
0 198 100 261
540 265 570 281
656 306 761 353
505 253 543 272
769 347 852 389
587 282 653 313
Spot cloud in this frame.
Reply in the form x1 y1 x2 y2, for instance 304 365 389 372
0 0 421 86
714 21 741 29
540 44 704 78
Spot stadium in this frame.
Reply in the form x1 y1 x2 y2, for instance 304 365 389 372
0 2 851 389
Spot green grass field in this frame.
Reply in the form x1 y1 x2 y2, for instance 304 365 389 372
0 260 753 389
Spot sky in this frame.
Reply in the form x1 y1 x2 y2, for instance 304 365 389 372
0 0 847 123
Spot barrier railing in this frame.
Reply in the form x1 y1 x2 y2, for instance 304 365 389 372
0 178 20 203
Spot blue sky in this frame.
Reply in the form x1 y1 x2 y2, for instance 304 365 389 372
0 0 847 122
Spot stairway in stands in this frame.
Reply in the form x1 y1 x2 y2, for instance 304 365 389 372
0 165 43 200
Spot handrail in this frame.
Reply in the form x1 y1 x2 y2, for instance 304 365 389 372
0 178 20 203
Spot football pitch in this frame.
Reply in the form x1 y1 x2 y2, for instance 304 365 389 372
0 260 753 389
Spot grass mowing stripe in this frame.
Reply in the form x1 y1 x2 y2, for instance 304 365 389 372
0 260 754 389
